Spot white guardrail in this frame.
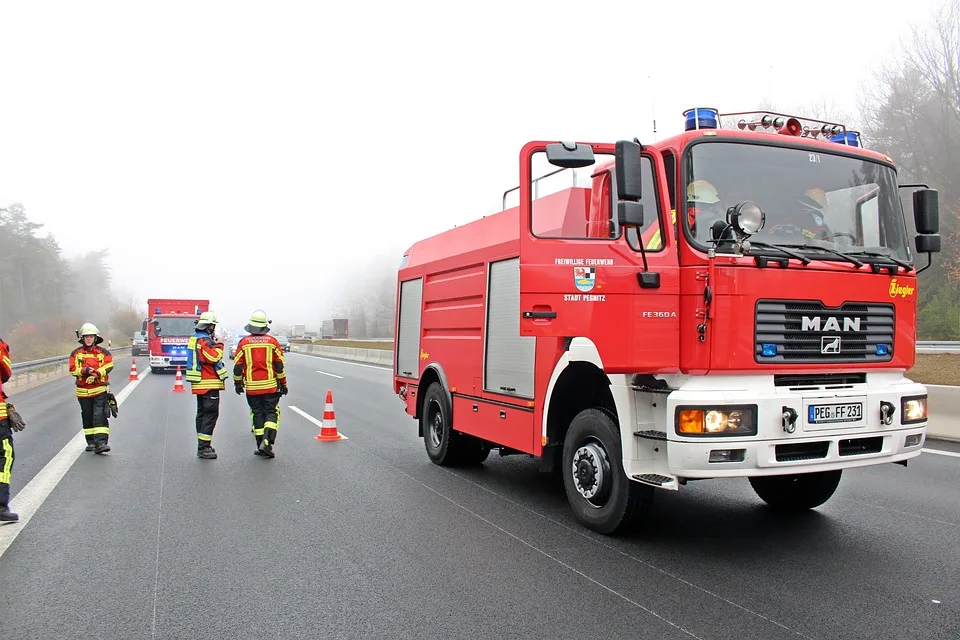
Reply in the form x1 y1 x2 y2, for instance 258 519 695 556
294 342 960 444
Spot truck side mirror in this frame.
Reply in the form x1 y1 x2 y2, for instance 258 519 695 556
913 188 939 234
545 142 595 169
614 140 643 200
141 319 148 332
617 201 644 227
916 234 941 253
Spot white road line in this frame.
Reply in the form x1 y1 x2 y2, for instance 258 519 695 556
316 371 344 379
288 405 348 439
289 352 390 372
922 448 960 459
0 367 151 558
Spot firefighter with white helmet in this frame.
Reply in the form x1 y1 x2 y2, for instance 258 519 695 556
686 179 724 239
233 309 288 458
69 323 116 454
186 311 228 459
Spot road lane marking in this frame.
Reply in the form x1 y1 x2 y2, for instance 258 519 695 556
289 352 390 372
316 371 344 379
922 448 960 458
288 405 348 439
0 367 151 558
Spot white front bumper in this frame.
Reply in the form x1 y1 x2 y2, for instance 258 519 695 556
663 373 928 478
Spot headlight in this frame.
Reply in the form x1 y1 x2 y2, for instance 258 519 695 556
901 395 927 424
676 405 758 437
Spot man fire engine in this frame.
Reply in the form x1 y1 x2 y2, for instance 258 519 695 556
393 107 941 534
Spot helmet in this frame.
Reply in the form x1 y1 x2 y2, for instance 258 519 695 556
799 187 828 212
195 311 218 330
244 309 272 335
687 179 720 204
77 322 104 345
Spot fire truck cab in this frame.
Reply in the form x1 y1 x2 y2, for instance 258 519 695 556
393 108 941 534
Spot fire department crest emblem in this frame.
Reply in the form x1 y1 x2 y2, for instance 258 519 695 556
574 266 596 292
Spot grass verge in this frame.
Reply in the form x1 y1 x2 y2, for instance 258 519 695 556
908 353 960 386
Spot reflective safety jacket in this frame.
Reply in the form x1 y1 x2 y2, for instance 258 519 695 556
186 331 228 394
69 345 114 398
0 337 11 420
233 334 286 395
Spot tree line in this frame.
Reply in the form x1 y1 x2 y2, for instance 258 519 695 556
0 203 144 362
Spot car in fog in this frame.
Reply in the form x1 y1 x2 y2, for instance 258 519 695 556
276 334 290 352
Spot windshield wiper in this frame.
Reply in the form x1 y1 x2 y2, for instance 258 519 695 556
774 241 865 268
741 240 812 265
847 249 913 272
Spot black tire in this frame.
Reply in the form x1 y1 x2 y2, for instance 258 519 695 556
561 408 654 535
458 435 491 465
421 382 461 466
748 470 842 511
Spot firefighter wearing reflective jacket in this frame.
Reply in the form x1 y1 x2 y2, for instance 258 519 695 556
0 335 20 521
69 323 115 455
186 311 228 459
233 310 288 458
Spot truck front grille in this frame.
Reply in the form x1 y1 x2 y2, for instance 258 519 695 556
755 300 895 364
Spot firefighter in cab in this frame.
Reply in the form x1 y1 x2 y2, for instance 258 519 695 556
233 309 288 458
186 311 229 459
686 179 724 239
0 333 22 522
69 323 115 454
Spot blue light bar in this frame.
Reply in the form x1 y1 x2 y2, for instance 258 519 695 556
875 344 889 356
829 131 860 147
761 343 777 357
684 107 719 131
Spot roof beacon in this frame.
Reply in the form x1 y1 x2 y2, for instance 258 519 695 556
684 107 719 131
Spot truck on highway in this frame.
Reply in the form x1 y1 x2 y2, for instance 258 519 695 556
321 318 349 339
142 298 210 373
392 107 941 534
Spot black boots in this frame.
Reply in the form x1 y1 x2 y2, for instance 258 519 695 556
197 445 217 459
0 485 18 522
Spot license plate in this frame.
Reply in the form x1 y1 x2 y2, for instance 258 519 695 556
808 402 863 424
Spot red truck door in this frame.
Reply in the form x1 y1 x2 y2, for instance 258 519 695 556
517 140 680 374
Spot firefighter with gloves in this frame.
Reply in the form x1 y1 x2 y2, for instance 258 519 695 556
69 323 115 455
0 334 24 522
186 311 228 459
233 309 288 458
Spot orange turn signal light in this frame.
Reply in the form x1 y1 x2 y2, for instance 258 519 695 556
678 409 705 434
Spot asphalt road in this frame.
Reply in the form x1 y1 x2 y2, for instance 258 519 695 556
0 351 957 639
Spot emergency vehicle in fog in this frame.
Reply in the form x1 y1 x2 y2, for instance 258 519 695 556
143 298 210 373
392 107 941 534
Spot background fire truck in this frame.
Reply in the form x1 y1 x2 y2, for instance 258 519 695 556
142 298 210 373
393 107 941 534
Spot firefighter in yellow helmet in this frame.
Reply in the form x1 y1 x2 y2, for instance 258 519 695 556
769 187 832 240
233 310 288 458
686 179 724 239
186 311 228 459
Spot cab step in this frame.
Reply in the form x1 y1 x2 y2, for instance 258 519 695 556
634 430 667 441
631 473 679 489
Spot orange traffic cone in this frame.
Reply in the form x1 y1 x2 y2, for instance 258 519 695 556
172 366 186 393
315 390 346 441
129 358 138 381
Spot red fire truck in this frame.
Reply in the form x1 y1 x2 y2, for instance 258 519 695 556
142 298 210 373
393 108 941 534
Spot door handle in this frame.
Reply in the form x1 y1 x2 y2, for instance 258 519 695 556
523 311 557 319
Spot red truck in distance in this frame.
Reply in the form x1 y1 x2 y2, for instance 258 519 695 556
142 298 210 374
393 107 941 534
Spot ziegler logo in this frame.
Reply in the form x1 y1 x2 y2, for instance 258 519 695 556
801 316 862 332
889 278 915 299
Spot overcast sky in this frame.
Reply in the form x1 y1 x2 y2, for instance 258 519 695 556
0 0 946 330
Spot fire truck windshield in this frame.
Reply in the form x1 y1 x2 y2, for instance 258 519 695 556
683 141 913 263
154 317 198 337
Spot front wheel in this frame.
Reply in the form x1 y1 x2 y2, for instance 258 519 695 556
748 470 842 511
561 408 653 535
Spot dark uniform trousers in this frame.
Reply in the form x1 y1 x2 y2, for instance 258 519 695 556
78 394 110 446
195 390 220 447
0 419 14 510
247 392 281 446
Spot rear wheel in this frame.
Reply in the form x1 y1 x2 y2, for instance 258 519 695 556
748 470 842 510
561 408 653 535
421 382 461 466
